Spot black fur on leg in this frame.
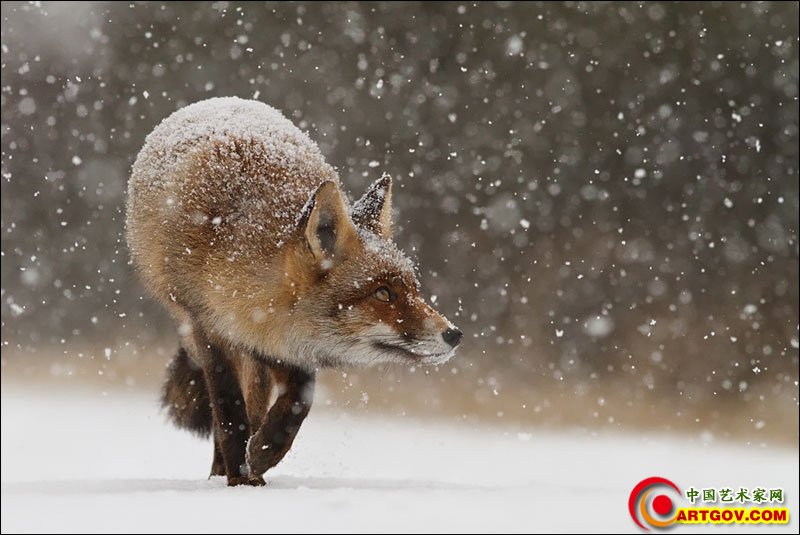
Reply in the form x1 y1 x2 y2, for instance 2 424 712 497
210 432 226 477
247 365 315 476
200 344 252 485
161 346 213 436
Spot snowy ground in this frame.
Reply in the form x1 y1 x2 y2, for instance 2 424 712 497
1 387 797 534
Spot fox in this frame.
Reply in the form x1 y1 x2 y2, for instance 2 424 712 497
126 97 462 486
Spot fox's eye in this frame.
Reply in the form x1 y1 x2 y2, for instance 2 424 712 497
374 286 393 303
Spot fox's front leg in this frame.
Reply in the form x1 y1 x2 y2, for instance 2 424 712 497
209 433 225 477
247 365 315 476
193 330 264 486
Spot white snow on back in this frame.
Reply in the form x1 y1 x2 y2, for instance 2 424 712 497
132 96 327 192
127 97 342 260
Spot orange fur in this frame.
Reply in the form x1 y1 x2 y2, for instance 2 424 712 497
127 97 459 370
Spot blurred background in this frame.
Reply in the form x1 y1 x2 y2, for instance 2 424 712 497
2 2 797 446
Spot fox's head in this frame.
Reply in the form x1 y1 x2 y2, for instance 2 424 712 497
281 175 462 367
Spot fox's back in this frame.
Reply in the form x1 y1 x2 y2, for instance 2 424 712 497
126 97 339 301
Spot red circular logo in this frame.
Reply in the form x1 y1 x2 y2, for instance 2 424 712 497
629 477 681 530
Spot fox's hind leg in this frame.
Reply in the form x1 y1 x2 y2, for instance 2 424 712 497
246 364 315 477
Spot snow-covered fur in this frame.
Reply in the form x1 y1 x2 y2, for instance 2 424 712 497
127 97 458 369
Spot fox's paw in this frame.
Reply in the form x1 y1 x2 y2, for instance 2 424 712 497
246 435 269 476
247 432 291 476
227 475 266 487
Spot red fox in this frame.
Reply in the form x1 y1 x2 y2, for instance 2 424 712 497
126 97 462 486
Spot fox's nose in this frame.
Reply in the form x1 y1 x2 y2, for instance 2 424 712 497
442 327 463 348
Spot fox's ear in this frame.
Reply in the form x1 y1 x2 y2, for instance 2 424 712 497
352 173 393 239
299 181 358 265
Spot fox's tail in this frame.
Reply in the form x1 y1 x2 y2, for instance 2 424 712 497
160 347 212 436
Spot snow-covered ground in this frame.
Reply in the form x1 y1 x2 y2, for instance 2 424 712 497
1 387 797 533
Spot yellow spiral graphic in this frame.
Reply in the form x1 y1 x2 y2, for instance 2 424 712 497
639 489 676 528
